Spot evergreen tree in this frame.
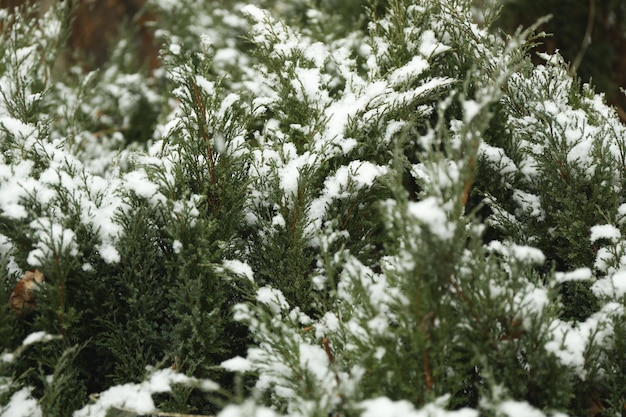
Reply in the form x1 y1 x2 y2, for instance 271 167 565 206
1 0 626 416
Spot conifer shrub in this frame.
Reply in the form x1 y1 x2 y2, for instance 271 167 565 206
1 0 626 416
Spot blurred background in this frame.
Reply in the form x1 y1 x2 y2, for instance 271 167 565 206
1 0 624 120
0 0 159 70
496 0 626 121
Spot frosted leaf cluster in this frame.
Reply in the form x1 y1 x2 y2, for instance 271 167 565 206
3 0 626 416
75 368 218 417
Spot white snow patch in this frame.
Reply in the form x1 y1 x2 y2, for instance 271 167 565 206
0 160 36 219
555 267 593 284
592 270 626 299
256 286 289 314
223 259 254 281
617 203 626 225
0 234 13 256
498 400 546 417
195 75 215 95
514 284 549 327
308 161 387 224
277 151 313 197
545 303 623 378
1 387 42 417
594 246 612 273
360 397 415 417
219 93 241 119
241 4 267 23
383 120 406 143
169 43 181 55
512 190 543 219
292 67 324 102
221 356 252 372
419 30 450 57
478 143 517 176
0 116 36 139
97 243 121 264
590 224 621 243
200 33 214 49
388 55 429 86
410 163 431 184
487 241 547 267
462 99 481 122
299 343 329 380
509 245 545 265
487 241 545 265
350 161 388 187
320 312 340 334
172 240 183 254
304 41 328 68
124 170 161 202
27 219 79 266
22 332 60 346
217 401 280 417
367 315 389 335
74 368 218 417
360 396 477 417
407 197 454 240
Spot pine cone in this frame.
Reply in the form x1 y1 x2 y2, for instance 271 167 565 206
9 269 45 315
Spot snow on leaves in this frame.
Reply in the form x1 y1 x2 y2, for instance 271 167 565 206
74 368 218 417
3 0 626 416
360 396 476 417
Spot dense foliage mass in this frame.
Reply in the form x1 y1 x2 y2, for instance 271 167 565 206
1 1 626 416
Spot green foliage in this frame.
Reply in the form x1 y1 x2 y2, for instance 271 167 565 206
2 0 626 417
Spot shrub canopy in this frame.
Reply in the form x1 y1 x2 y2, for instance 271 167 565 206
1 1 626 416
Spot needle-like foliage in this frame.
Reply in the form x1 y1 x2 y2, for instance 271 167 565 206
1 1 626 416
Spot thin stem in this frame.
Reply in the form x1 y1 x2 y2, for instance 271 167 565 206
570 0 595 76
191 81 217 188
54 255 67 339
191 80 219 210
